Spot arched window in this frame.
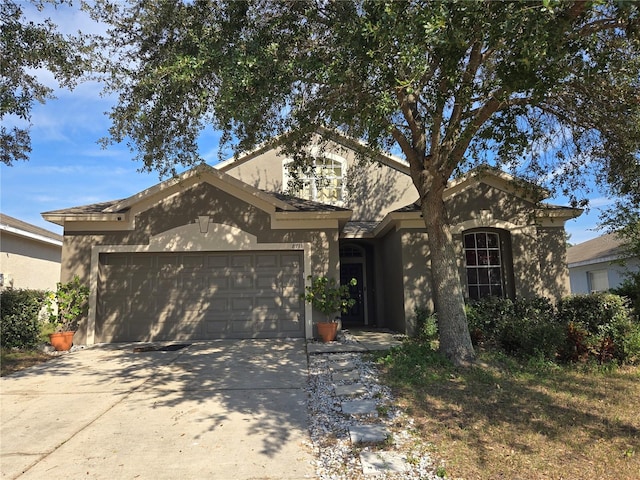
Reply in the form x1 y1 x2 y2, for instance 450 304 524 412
283 153 346 204
463 230 505 300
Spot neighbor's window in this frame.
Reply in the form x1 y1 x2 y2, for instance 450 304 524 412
588 270 609 293
283 154 345 204
464 231 504 300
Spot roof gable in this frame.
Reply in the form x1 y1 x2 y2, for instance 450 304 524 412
42 164 351 229
216 127 411 176
104 164 296 214
445 166 549 203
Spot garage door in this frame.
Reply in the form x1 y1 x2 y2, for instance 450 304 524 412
96 251 304 343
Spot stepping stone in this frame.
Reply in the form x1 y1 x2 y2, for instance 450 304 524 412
332 370 360 383
349 424 389 444
360 451 409 475
342 399 378 415
334 383 367 397
330 359 357 370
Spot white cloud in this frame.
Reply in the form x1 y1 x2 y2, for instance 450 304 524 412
588 196 615 208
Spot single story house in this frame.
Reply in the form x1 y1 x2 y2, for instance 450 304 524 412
567 233 640 293
0 213 63 291
43 135 581 344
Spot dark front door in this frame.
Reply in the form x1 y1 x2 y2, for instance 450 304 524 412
340 262 365 326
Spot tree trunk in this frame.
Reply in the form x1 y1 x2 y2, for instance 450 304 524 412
421 180 476 366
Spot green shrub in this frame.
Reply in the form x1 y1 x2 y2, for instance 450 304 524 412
466 296 563 361
499 297 564 360
557 293 639 364
414 306 438 341
0 289 47 349
612 271 640 320
465 296 515 347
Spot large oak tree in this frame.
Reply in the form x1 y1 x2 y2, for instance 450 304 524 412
88 0 640 365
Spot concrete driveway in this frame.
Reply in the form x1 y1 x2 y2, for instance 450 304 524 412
0 340 315 479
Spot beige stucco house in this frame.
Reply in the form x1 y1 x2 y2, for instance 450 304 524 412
0 213 63 291
43 135 581 345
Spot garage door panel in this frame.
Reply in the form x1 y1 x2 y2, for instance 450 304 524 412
256 274 277 289
230 254 253 267
281 254 302 267
208 276 229 290
256 254 278 267
204 320 230 335
97 251 304 342
207 256 228 268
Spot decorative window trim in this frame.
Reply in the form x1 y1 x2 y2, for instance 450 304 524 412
282 152 346 205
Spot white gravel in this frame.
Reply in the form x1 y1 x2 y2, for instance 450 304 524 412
305 342 444 479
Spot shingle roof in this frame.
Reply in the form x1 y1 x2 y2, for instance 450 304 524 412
0 213 63 242
268 192 351 212
42 200 127 215
341 221 379 236
566 233 627 265
42 192 350 216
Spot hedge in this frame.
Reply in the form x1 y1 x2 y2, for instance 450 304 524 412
0 289 47 349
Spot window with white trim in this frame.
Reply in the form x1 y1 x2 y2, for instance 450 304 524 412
588 270 609 292
464 231 504 300
283 154 346 204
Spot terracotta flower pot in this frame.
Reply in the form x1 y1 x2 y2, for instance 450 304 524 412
49 331 75 351
316 322 338 343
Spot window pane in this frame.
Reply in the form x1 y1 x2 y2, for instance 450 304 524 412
487 233 499 248
588 270 609 292
478 251 489 265
464 234 476 249
491 285 503 297
479 285 491 298
467 269 478 285
488 251 500 265
466 250 477 266
469 286 480 300
477 233 487 248
283 156 344 203
478 268 489 284
489 267 502 284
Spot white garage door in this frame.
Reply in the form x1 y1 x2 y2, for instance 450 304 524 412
96 251 304 343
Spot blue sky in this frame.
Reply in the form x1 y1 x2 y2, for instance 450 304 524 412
0 2 612 244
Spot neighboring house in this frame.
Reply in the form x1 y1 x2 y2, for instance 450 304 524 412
567 233 640 294
43 134 581 345
0 213 63 291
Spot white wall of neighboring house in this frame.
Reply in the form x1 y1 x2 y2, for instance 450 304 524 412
567 233 640 294
0 215 62 292
569 258 640 294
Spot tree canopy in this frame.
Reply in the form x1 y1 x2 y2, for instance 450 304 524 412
1 0 86 166
83 0 640 364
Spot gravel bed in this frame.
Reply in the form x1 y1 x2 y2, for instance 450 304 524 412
306 344 443 479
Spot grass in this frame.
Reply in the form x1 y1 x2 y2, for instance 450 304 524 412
1 348 52 376
376 341 640 480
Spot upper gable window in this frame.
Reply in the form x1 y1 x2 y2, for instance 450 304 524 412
283 153 346 204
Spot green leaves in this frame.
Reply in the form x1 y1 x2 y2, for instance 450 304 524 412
1 0 86 165
301 275 357 322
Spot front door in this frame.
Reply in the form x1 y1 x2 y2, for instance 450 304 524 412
340 262 365 326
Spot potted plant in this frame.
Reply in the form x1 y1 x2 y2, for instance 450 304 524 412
302 275 357 342
45 275 90 351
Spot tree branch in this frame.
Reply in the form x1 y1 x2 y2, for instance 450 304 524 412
395 87 425 156
446 94 504 175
